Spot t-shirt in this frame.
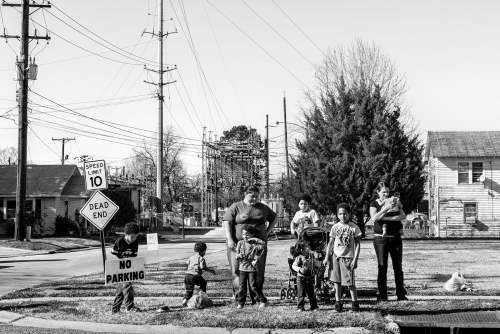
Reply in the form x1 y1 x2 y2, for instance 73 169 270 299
186 254 207 275
329 222 362 258
236 238 265 272
223 201 277 241
370 199 403 236
111 237 138 258
291 209 320 234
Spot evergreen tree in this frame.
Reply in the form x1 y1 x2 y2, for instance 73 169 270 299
287 42 425 221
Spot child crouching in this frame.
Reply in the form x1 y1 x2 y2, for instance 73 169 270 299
324 203 362 312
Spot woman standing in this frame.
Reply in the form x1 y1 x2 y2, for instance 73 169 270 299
369 182 407 301
222 185 277 306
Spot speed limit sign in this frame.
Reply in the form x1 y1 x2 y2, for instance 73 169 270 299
84 160 108 191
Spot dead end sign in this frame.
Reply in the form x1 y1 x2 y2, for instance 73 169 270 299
80 190 119 230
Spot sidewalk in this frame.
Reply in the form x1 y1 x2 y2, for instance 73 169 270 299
0 310 370 334
0 246 39 258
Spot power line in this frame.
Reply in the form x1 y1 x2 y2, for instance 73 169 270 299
270 0 326 58
205 0 309 88
240 0 315 67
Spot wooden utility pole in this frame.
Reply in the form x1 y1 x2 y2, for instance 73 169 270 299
2 0 50 240
51 137 75 165
265 114 270 200
144 0 176 206
201 127 206 225
283 92 290 182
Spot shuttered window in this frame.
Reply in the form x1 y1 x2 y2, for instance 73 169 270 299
458 162 469 184
472 162 483 183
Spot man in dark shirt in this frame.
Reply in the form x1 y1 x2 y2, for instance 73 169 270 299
111 222 141 313
223 185 277 305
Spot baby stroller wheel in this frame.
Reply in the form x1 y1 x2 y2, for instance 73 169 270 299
287 288 296 299
280 288 287 300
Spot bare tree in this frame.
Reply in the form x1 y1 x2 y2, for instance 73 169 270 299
0 146 17 165
126 127 187 204
305 39 417 134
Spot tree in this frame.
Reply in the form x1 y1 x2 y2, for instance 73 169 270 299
0 146 17 165
287 40 425 222
125 127 187 208
102 189 137 228
220 125 262 143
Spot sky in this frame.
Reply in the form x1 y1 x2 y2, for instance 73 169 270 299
0 0 499 180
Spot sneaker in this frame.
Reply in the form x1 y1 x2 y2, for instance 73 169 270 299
296 307 304 312
111 309 120 314
236 304 243 309
310 306 319 312
352 301 360 312
156 305 170 313
258 302 268 308
334 301 343 312
126 306 141 313
181 298 188 307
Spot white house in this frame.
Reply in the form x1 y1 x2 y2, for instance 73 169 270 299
426 131 500 238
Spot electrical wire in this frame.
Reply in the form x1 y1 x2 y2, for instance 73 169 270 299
270 0 326 58
205 0 309 88
240 0 315 67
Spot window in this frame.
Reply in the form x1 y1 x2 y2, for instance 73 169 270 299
6 200 16 219
464 203 477 223
472 162 483 183
458 162 469 184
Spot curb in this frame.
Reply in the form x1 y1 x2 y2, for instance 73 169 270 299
0 311 372 334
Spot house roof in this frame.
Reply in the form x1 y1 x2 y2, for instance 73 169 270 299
0 164 87 197
425 131 500 159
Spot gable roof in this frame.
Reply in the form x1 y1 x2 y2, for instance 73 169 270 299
0 164 86 197
425 131 500 160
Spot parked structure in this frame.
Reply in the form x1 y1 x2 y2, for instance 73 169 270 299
0 165 87 235
426 131 500 237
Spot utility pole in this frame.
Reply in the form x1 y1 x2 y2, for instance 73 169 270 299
144 0 177 205
201 127 206 226
283 92 290 182
2 0 51 241
51 137 75 165
265 114 270 200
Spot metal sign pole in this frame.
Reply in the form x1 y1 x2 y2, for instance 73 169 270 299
100 227 106 272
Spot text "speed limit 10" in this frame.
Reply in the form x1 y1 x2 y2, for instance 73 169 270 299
84 160 108 191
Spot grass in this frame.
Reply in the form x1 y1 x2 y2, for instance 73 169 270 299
1 239 500 330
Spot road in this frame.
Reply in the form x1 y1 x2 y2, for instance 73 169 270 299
0 242 227 297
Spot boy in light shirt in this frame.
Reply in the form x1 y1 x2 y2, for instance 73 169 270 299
324 203 362 312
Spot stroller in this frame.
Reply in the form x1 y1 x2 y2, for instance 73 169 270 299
280 227 331 301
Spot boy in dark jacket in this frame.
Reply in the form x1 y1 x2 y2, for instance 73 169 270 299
111 222 141 313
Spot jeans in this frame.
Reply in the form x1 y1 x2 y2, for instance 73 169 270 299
237 271 267 305
227 244 267 300
373 236 406 298
112 282 134 311
297 275 318 310
184 274 207 299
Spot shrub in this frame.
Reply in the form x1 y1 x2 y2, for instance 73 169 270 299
55 216 80 236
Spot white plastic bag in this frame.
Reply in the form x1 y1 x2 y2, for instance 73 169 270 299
187 290 213 309
443 272 467 292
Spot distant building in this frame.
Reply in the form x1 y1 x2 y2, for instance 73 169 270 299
426 131 500 237
0 165 87 235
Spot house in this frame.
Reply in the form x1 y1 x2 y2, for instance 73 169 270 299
0 164 88 235
426 131 500 238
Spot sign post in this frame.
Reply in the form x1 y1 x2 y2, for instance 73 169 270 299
81 160 118 272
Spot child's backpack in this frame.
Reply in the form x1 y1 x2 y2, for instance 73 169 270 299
187 289 213 309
